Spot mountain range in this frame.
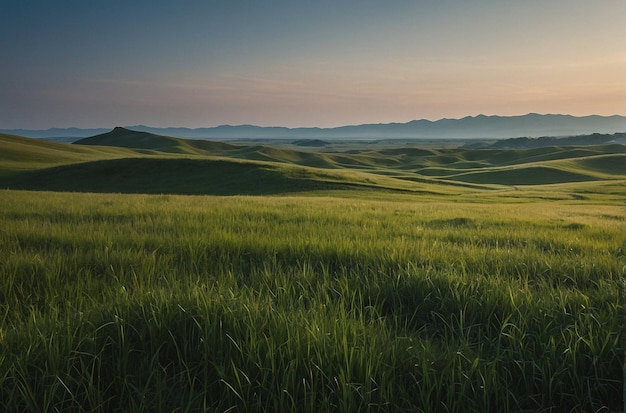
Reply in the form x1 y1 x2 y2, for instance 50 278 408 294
3 114 626 141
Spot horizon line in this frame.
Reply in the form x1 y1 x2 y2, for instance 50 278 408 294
2 112 625 132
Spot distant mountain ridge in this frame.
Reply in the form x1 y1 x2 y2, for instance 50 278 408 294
4 114 626 141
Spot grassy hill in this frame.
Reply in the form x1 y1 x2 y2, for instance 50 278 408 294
0 157 396 195
0 133 136 177
75 127 239 154
1 129 625 199
2 131 440 195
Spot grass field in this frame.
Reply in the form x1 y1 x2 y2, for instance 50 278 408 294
0 131 624 412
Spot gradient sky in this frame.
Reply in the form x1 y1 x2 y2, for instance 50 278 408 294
1 1 624 129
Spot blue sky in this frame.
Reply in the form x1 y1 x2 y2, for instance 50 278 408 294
1 1 624 128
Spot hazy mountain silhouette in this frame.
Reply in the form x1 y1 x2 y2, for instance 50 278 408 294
4 114 626 141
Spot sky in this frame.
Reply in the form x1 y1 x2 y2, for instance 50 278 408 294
1 1 624 129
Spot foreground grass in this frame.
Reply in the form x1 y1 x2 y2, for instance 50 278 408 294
0 190 623 412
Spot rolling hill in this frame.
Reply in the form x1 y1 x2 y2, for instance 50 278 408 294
1 128 625 198
0 132 138 177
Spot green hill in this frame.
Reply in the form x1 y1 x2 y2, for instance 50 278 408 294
1 132 437 195
572 153 626 176
0 157 349 195
2 129 625 197
0 133 137 177
74 127 238 154
447 166 599 185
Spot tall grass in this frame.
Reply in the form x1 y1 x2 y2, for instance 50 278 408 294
0 190 623 412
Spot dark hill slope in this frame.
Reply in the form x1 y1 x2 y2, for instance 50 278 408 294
74 127 238 154
446 166 599 186
0 132 137 177
0 157 352 195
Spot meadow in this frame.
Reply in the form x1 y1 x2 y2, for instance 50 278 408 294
0 131 624 411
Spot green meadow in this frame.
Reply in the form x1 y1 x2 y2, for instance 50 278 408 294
0 130 624 412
